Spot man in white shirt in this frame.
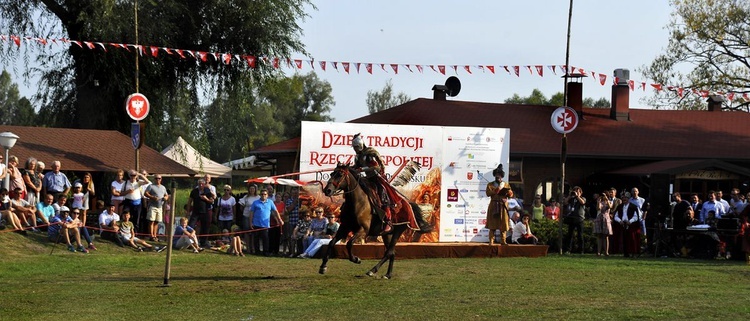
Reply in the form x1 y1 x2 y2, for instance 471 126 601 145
700 191 726 223
98 203 124 247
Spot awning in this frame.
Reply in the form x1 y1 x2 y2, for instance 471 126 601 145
608 159 750 178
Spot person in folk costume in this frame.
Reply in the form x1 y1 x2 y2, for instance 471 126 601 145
351 133 393 233
485 164 511 245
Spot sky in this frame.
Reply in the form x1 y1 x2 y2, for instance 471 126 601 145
9 0 674 123
293 0 673 122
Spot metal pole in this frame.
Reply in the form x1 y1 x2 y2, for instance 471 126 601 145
162 179 177 286
559 0 574 255
134 0 140 171
3 149 9 190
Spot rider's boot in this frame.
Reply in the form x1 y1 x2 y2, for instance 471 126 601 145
382 207 393 233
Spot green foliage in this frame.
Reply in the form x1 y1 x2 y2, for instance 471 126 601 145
0 70 37 125
366 79 411 114
531 218 597 253
0 0 315 153
640 0 750 111
505 88 609 108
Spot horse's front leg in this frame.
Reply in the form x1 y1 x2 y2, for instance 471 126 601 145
366 233 394 277
319 229 347 274
347 228 366 264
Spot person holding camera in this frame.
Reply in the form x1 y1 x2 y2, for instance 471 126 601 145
563 186 587 254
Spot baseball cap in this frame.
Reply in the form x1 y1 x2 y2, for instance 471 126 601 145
74 182 82 188
59 206 70 212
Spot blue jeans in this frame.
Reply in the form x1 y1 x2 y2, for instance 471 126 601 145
303 238 334 257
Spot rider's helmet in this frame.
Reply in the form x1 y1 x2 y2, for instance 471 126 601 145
352 133 364 152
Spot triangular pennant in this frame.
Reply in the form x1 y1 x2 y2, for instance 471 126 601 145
366 63 373 74
95 42 107 51
535 65 544 77
405 64 413 73
71 40 82 48
320 61 326 71
548 65 557 75
416 65 423 73
380 63 388 72
294 59 303 69
175 49 185 58
390 63 398 74
743 93 749 100
641 82 646 91
438 65 445 75
487 65 495 74
727 92 735 101
677 87 684 97
503 66 511 74
451 65 458 74
197 51 208 62
211 53 220 61
245 56 256 68
429 65 437 73
35 37 48 45
477 65 484 73
598 73 607 85
223 53 231 65
525 65 532 75
10 35 20 47
628 80 635 91
273 57 280 69
699 90 709 98
651 83 663 91
355 62 361 73
513 66 520 77
464 65 472 74
309 58 315 69
332 61 338 71
150 46 159 57
83 41 95 49
342 62 350 73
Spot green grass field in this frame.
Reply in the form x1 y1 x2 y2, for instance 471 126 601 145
0 230 748 320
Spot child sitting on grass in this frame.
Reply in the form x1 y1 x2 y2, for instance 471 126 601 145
118 210 163 252
228 226 245 256
174 216 203 253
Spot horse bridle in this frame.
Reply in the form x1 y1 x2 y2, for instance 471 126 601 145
328 167 361 196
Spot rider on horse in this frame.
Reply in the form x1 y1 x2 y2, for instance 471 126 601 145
351 133 393 233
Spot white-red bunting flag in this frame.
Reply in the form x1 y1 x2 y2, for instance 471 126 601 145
548 65 557 75
150 46 159 57
10 35 20 46
405 64 413 73
391 64 398 74
571 66 578 74
429 65 437 73
476 65 484 73
438 65 446 75
641 82 646 91
175 49 185 58
36 37 48 45
628 80 634 91
503 66 511 74
561 65 567 74
577 67 585 75
223 53 231 64
727 92 735 101
598 73 607 85
354 62 361 73
535 65 544 77
678 87 684 97
366 63 373 74
71 40 82 48
451 65 458 74
380 63 388 72
513 66 520 77
416 65 423 73
210 52 219 61
294 59 303 69
309 59 315 69
319 61 326 71
245 56 256 68
186 49 197 59
464 65 472 74
235 54 242 63
487 65 495 74
197 51 208 62
525 65 533 75
95 42 107 51
272 57 280 69
342 62 350 73
651 83 662 91
331 61 338 71
699 90 709 98
614 77 619 85
0 35 6 42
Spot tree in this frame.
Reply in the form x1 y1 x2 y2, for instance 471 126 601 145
0 0 313 150
204 72 334 162
0 69 37 126
506 89 610 108
641 0 750 111
366 79 410 114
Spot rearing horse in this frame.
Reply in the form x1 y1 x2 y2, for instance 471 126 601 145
319 163 430 279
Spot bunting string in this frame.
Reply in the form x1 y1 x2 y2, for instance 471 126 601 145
1 34 748 102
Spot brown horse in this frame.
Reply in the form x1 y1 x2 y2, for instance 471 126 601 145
319 163 430 279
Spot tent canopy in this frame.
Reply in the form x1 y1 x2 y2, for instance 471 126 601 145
161 136 232 178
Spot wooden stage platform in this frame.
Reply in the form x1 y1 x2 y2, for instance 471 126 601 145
324 243 548 259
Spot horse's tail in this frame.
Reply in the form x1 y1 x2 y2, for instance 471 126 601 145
410 202 433 233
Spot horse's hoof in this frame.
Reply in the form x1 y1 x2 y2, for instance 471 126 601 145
365 271 375 277
353 257 361 264
383 275 390 280
319 267 327 274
